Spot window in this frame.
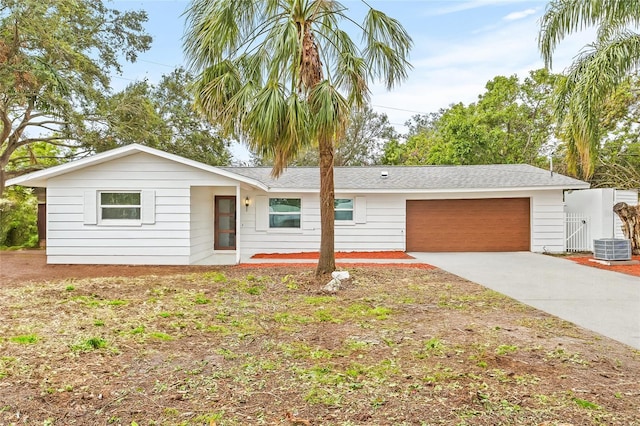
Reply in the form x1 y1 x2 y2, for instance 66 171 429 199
269 198 301 228
99 192 141 221
334 198 353 221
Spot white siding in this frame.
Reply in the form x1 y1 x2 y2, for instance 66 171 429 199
239 189 568 260
45 152 239 265
238 191 407 261
189 186 214 264
530 191 565 253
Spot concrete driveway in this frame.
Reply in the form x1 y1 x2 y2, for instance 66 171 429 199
410 252 640 349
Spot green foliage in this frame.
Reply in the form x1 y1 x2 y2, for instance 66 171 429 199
71 337 108 352
539 0 640 178
86 68 232 166
589 77 640 188
264 105 398 166
9 334 39 344
381 69 559 167
0 0 151 194
0 186 38 248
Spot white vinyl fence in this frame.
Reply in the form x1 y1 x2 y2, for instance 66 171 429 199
565 213 591 252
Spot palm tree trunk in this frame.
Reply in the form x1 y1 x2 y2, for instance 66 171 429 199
316 135 336 275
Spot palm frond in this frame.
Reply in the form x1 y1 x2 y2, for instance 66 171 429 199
362 8 412 89
539 0 640 69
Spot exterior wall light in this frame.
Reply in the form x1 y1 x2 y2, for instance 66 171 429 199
244 196 250 211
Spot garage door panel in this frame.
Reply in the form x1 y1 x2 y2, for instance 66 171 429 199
406 198 530 252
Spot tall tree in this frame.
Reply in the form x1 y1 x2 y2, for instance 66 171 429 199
539 0 640 178
0 0 151 195
184 0 412 275
381 70 558 167
590 78 640 188
86 68 232 166
272 104 397 166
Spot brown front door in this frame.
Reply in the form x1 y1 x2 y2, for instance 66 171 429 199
215 196 236 250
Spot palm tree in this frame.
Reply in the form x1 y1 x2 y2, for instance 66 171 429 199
538 0 640 178
183 0 412 275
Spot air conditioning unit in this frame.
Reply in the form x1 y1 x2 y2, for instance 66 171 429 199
593 238 632 261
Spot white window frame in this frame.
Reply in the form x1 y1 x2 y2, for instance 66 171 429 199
334 198 355 225
268 198 302 229
98 191 142 226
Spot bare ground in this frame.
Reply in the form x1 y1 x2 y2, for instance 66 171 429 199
1 250 639 426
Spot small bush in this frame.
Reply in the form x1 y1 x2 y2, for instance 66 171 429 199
0 186 38 248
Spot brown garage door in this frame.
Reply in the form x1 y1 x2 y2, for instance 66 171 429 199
406 198 530 252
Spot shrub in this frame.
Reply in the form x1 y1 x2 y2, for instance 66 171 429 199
0 186 38 248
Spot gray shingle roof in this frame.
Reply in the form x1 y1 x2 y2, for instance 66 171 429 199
223 164 589 191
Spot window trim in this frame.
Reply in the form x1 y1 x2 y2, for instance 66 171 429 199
268 197 302 229
334 198 355 224
98 190 142 226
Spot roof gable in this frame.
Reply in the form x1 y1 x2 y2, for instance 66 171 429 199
6 144 267 190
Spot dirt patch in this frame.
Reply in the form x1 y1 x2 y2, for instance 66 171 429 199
0 251 433 287
251 251 415 259
567 254 640 277
1 251 640 425
0 250 214 287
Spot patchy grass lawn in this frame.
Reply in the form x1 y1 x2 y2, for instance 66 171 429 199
1 266 639 426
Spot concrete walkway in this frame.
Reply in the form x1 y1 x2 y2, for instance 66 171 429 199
410 252 640 350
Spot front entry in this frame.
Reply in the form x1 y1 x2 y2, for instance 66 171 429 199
215 196 236 250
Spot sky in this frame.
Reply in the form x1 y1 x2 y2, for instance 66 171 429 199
111 0 594 161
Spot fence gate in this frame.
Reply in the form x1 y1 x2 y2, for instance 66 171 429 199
565 213 591 252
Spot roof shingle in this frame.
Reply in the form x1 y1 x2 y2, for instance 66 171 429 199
223 164 589 191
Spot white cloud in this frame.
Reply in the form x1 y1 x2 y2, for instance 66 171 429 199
422 0 534 17
369 9 596 134
503 8 537 21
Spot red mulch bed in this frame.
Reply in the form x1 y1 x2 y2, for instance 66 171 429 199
236 262 436 270
568 254 640 277
251 251 414 259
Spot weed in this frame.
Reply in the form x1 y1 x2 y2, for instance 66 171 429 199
107 299 127 306
9 334 38 344
93 319 105 326
65 285 75 292
129 325 145 335
243 284 263 295
194 293 211 304
202 271 227 283
71 337 107 352
215 348 239 360
546 348 589 365
368 306 392 320
149 332 173 341
304 295 335 305
313 308 342 323
304 386 342 406
573 397 601 410
495 344 518 356
416 337 445 358
281 274 298 289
